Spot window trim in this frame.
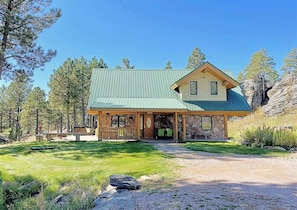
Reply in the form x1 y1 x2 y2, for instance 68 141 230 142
111 115 126 127
201 116 212 131
210 81 218 95
189 81 198 95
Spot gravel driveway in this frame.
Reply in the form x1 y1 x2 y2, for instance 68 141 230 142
132 142 297 210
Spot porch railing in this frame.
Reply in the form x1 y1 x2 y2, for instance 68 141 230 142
102 127 137 139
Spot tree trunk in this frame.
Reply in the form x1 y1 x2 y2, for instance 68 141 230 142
0 0 13 79
60 114 63 133
81 87 85 126
73 103 77 127
0 114 2 133
66 102 70 133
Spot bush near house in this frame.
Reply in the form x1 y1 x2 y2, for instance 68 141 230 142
240 125 297 150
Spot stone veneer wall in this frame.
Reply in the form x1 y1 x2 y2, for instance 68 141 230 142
186 115 225 139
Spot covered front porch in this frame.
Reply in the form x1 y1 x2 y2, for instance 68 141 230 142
92 111 182 141
88 110 230 141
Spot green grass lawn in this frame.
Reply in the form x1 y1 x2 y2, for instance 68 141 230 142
0 141 173 209
184 141 289 156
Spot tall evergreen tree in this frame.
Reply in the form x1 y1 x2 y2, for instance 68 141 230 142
48 59 74 132
4 71 32 140
48 57 106 131
164 60 172 70
98 57 108 68
20 87 46 134
0 85 7 132
238 49 278 82
186 47 206 69
236 72 245 82
281 48 297 75
116 58 135 69
0 0 61 80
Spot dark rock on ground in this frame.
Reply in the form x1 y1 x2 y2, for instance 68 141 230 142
93 174 141 210
0 135 8 144
109 174 141 190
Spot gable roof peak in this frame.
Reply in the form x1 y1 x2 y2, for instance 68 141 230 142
171 61 238 90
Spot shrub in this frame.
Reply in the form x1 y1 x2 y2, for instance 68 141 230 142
2 175 43 208
240 127 257 146
240 126 297 149
273 129 297 149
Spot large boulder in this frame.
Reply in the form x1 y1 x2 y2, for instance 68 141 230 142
0 135 8 144
93 175 140 210
262 74 297 116
240 77 272 110
109 174 141 190
93 185 135 210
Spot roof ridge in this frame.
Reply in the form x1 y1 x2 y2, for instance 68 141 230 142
93 68 193 71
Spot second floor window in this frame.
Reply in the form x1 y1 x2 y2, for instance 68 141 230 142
210 81 218 95
190 81 198 95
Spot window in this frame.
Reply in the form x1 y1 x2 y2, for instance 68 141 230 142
111 115 126 127
190 81 198 95
201 116 212 131
210 81 218 95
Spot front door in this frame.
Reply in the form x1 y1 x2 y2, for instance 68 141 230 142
144 114 154 139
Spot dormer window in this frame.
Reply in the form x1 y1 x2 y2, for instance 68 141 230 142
190 81 198 95
210 81 218 95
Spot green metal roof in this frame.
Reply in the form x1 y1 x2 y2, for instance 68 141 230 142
87 69 190 110
88 69 189 99
183 88 251 111
87 67 251 112
90 98 187 110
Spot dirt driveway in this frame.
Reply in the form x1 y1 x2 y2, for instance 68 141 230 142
132 142 297 210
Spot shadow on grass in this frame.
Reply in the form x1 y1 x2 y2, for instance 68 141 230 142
0 170 108 209
0 173 43 208
0 141 171 160
184 141 289 156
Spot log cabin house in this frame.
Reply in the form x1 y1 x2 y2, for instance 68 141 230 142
87 62 251 141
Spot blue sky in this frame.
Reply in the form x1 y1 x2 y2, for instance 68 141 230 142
2 0 297 92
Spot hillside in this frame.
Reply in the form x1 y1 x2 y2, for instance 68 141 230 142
229 74 297 140
228 109 297 140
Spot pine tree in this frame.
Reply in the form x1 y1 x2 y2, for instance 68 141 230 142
281 48 297 75
0 0 61 80
21 87 46 134
4 71 32 140
116 58 135 69
238 49 278 82
164 61 172 70
237 72 245 82
48 59 74 132
48 57 105 130
186 47 206 69
0 85 8 132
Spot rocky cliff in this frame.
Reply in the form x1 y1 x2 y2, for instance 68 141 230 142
262 74 297 116
240 74 297 116
239 77 272 111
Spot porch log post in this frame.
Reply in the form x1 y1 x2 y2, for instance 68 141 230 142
173 112 178 141
182 114 186 141
224 114 228 139
98 111 103 141
136 112 141 140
